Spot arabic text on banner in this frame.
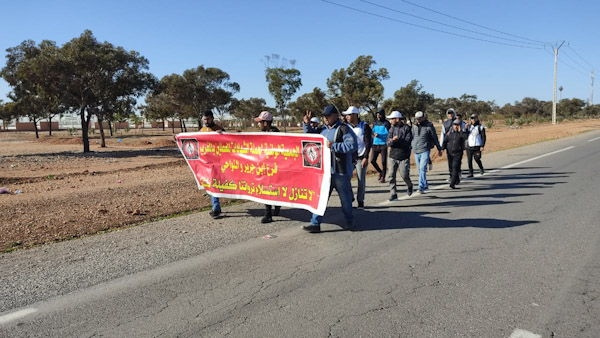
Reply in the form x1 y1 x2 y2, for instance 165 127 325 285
176 132 331 215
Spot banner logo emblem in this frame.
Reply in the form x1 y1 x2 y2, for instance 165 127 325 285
181 139 199 159
302 141 322 169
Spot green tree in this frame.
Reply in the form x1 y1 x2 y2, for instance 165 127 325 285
49 30 155 151
326 55 389 118
557 98 586 119
230 97 271 129
288 87 328 122
264 54 302 131
389 80 434 121
181 66 240 130
0 100 15 129
142 92 177 132
1 40 67 138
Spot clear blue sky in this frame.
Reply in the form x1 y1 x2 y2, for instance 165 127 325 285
1 0 599 110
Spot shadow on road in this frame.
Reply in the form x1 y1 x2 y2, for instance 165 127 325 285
209 168 567 233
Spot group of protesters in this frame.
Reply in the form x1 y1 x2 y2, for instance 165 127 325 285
201 104 486 233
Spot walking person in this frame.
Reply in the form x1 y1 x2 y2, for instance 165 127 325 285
254 111 281 223
343 106 372 209
370 109 390 183
201 110 225 219
386 111 413 200
423 112 436 170
411 111 442 193
442 119 467 189
440 108 457 181
466 113 486 177
303 105 358 233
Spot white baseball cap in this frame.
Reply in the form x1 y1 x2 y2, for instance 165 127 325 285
342 106 359 115
415 111 424 119
386 111 403 119
310 117 319 123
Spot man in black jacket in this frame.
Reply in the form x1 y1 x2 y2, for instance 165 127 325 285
442 119 467 189
386 111 413 200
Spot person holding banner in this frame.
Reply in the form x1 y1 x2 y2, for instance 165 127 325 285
303 105 358 233
201 110 225 219
254 111 282 224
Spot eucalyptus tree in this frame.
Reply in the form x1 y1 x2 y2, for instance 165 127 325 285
89 41 155 146
288 87 328 121
326 55 389 118
0 100 14 129
230 97 271 128
55 30 154 151
389 80 434 121
1 39 66 137
180 66 240 130
264 54 302 131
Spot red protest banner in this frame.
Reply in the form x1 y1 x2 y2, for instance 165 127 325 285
176 132 331 215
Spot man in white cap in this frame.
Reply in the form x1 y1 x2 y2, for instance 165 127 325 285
309 116 320 129
411 111 442 193
343 106 372 208
254 111 281 223
386 111 413 200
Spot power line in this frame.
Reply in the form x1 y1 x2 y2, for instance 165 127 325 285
397 0 548 45
360 0 546 47
562 49 592 73
566 45 598 71
544 45 588 77
321 0 545 49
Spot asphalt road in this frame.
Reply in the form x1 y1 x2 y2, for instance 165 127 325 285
1 130 599 337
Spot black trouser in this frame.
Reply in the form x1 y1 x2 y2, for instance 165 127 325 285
446 150 453 177
265 205 280 216
370 145 387 178
466 146 483 174
447 152 463 186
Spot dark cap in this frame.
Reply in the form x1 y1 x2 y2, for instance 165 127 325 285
452 119 461 125
323 105 339 116
376 109 385 115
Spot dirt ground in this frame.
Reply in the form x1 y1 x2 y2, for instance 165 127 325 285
1 119 600 252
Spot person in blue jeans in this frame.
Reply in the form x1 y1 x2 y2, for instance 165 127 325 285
200 110 225 219
302 105 358 233
411 111 442 193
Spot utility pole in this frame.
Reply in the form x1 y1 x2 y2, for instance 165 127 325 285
590 70 594 106
552 41 565 125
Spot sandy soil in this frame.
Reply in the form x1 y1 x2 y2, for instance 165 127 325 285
1 120 599 252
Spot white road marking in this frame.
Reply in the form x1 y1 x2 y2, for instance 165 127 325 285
587 136 600 142
508 328 542 338
0 308 37 325
499 146 575 170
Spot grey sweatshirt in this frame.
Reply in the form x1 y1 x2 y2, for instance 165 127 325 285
411 121 441 154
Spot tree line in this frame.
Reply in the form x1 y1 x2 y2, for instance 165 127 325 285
2 30 599 153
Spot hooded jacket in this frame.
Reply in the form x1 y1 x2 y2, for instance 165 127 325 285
411 121 441 154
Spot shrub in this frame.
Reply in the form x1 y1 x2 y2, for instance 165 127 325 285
485 120 495 129
505 117 514 126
